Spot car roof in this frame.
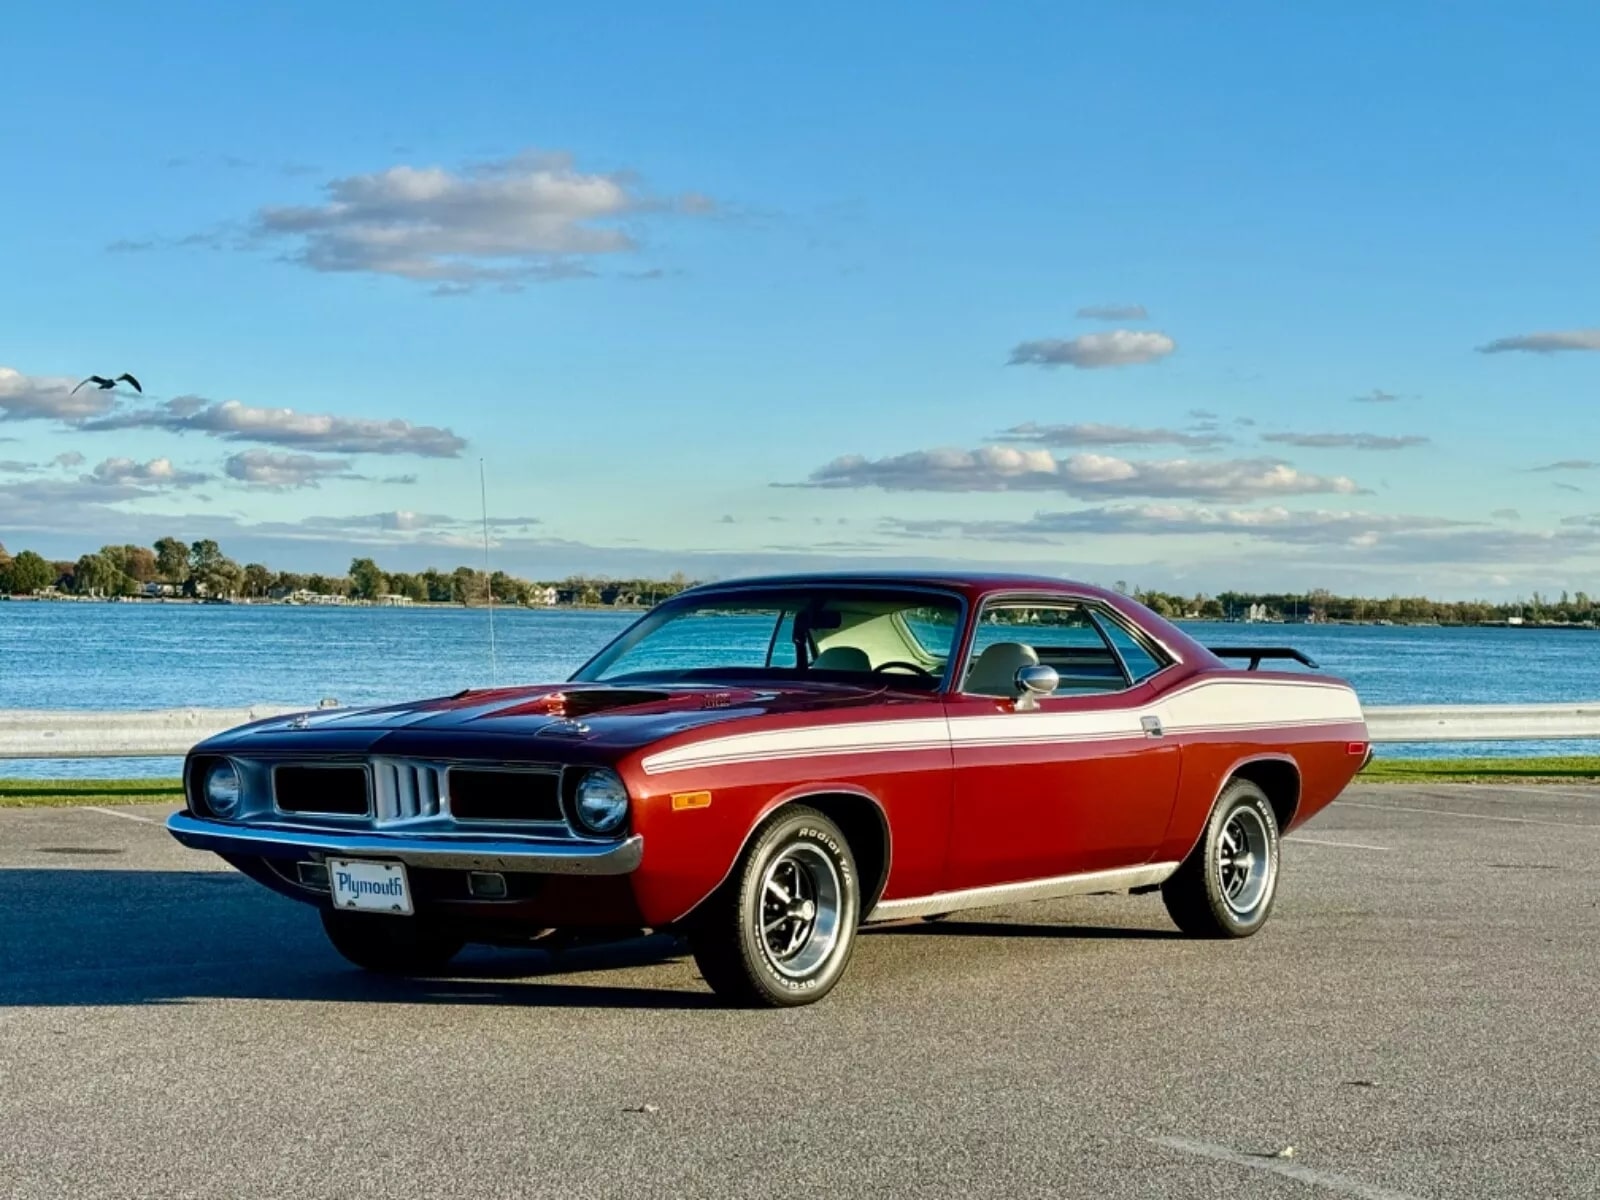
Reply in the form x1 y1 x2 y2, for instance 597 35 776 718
680 571 1123 604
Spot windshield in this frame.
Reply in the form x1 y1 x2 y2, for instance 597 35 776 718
572 587 964 689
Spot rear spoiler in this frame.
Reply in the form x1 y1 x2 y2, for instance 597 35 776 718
1208 646 1320 671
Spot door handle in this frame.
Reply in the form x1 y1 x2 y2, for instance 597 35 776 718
1140 715 1165 737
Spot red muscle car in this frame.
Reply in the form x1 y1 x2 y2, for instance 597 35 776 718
168 572 1369 1006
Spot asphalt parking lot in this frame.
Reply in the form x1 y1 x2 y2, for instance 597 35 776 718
2 785 1597 1200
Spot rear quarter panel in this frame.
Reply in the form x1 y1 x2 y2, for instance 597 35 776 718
1151 671 1368 863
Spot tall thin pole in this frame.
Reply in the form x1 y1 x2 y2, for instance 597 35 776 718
480 458 498 686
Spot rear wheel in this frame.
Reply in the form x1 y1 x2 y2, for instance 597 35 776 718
320 909 465 975
689 806 860 1007
1162 779 1280 938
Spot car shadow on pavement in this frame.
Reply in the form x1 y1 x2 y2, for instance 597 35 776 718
0 868 719 1010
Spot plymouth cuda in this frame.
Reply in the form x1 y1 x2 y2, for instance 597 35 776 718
167 572 1369 1006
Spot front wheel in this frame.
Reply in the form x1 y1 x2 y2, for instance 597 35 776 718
320 909 465 975
689 806 860 1007
1161 779 1280 937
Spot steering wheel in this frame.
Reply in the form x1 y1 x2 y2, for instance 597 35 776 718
872 660 934 678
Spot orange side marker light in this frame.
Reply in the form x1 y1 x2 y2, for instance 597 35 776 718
671 790 713 811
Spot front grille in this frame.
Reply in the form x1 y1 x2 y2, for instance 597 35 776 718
372 759 444 822
448 768 563 823
273 765 370 816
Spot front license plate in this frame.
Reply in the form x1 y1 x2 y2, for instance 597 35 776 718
327 858 413 915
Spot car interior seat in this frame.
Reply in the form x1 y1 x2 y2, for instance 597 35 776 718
810 645 872 672
963 641 1039 696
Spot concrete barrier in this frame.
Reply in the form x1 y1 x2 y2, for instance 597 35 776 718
1362 702 1600 743
0 703 335 759
2 698 1598 759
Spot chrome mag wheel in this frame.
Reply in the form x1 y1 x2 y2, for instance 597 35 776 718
1217 804 1272 915
689 805 860 1006
758 842 842 978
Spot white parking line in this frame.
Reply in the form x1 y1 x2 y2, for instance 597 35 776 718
81 806 161 826
1340 801 1599 830
1151 1136 1420 1200
1287 836 1392 851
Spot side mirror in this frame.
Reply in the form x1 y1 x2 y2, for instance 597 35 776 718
1013 663 1059 711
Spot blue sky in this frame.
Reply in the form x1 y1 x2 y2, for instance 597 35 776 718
4 2 1599 597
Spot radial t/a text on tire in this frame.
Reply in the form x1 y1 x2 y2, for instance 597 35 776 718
1161 778 1281 938
688 805 861 1007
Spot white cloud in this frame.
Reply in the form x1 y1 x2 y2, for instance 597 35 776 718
52 451 86 468
89 457 209 488
1075 303 1148 321
889 504 1466 544
1008 330 1176 369
298 510 542 534
1001 422 1229 449
1351 389 1403 403
1477 329 1600 355
0 367 117 422
1532 459 1598 472
1261 432 1430 450
802 446 1363 501
884 503 1600 567
253 150 715 289
80 396 465 457
224 450 356 490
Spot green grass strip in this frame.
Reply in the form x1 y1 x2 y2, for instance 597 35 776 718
1359 755 1600 783
0 778 184 808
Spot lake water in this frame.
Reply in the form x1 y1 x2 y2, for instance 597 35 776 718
3 602 1598 776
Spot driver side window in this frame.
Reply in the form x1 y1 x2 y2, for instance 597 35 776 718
961 602 1128 696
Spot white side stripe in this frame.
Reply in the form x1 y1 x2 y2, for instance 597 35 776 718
639 677 1364 775
642 718 949 774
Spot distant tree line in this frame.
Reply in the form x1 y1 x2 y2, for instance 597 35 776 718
1127 585 1598 626
1 541 1594 622
0 539 697 608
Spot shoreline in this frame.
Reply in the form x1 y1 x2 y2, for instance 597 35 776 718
0 595 650 612
1 593 1592 628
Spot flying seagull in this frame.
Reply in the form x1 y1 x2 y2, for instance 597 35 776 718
71 373 142 395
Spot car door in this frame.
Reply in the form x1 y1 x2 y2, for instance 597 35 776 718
940 596 1182 890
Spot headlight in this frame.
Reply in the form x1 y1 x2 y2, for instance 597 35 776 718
573 769 629 835
202 759 243 819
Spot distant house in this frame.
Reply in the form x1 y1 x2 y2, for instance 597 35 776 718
374 593 414 607
142 581 179 598
285 589 351 606
529 585 558 606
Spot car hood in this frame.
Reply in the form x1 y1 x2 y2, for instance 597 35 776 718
199 681 904 761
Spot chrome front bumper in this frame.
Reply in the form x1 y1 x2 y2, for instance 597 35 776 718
167 812 643 876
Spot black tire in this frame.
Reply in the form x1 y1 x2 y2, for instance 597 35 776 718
688 806 860 1007
1162 778 1281 938
320 909 465 975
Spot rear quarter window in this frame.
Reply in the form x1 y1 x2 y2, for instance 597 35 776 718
1094 613 1168 683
